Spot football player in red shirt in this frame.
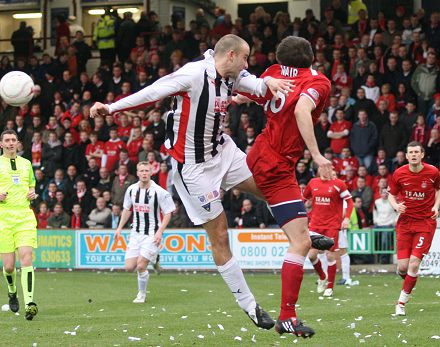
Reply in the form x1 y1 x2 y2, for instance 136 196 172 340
303 170 354 297
388 141 440 316
238 36 333 337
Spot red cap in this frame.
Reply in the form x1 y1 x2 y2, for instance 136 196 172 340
434 93 440 100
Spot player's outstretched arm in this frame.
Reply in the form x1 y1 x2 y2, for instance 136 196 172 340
90 65 195 118
294 95 332 179
115 208 132 240
235 71 293 100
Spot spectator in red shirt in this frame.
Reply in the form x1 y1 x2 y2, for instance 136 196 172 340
410 114 429 146
85 132 105 167
158 161 172 193
127 126 143 163
69 203 87 228
62 101 83 127
355 165 374 187
343 165 357 191
335 147 360 178
116 113 132 142
372 163 389 190
327 109 352 155
376 83 396 112
36 201 51 229
147 151 161 181
332 63 352 96
103 127 127 171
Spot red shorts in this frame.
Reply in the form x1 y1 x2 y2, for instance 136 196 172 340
310 228 339 251
396 216 436 260
247 139 301 206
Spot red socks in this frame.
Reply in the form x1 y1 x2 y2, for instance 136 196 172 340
327 261 337 289
279 253 305 320
312 259 326 280
402 273 417 295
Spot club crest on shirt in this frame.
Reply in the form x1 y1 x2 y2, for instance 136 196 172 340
421 181 427 189
307 88 319 101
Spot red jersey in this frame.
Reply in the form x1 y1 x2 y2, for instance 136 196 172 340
117 125 132 139
334 156 359 178
388 163 440 220
329 120 352 154
104 139 127 171
249 65 331 159
85 141 105 167
127 137 143 163
303 177 352 230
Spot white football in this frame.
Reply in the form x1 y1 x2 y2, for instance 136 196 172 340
0 71 34 107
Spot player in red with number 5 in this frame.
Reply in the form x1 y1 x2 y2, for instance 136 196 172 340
387 141 440 316
236 36 333 338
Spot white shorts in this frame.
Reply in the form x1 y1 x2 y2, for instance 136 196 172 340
125 231 159 263
172 135 252 225
339 229 348 249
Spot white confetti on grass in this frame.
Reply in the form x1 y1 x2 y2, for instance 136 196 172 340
207 324 211 329
251 335 257 343
431 336 440 339
170 336 175 341
128 336 141 341
355 316 363 321
402 340 408 344
74 325 80 331
181 316 188 319
267 293 274 296
354 332 361 338
181 289 188 292
240 327 247 332
197 335 204 339
234 336 242 341
218 324 224 330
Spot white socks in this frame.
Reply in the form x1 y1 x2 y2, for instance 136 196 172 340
341 253 351 280
398 290 410 305
217 257 256 313
137 270 149 293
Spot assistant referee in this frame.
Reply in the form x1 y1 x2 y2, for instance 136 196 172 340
0 129 38 320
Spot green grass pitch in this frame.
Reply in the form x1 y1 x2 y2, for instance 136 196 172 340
1 271 440 346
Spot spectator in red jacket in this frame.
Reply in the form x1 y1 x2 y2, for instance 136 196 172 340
127 126 143 163
327 109 352 155
103 127 127 171
36 201 51 229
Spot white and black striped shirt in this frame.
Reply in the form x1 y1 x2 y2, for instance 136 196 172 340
108 49 270 164
123 181 175 234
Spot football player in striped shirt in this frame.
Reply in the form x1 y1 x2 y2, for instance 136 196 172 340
115 162 175 303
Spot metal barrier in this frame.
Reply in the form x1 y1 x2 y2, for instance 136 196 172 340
348 228 396 255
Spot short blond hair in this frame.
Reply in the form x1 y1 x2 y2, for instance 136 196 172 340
137 161 151 169
214 34 248 56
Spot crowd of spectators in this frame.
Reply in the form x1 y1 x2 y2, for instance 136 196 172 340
0 1 439 231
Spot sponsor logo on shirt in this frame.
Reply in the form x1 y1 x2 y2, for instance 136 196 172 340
405 191 425 200
315 196 330 205
214 97 229 113
307 88 319 101
134 204 150 213
240 71 250 78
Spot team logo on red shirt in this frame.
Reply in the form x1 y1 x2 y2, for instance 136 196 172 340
421 181 427 189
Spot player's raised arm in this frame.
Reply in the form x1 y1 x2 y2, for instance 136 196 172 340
235 71 292 100
90 64 195 118
294 95 332 179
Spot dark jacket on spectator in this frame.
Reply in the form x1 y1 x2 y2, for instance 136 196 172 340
241 208 260 228
41 141 63 178
47 212 70 228
314 121 331 153
379 122 407 158
350 120 378 157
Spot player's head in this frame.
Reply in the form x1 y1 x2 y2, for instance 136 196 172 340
214 34 250 78
406 141 424 165
276 36 314 68
318 167 336 180
0 129 19 155
137 161 152 183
